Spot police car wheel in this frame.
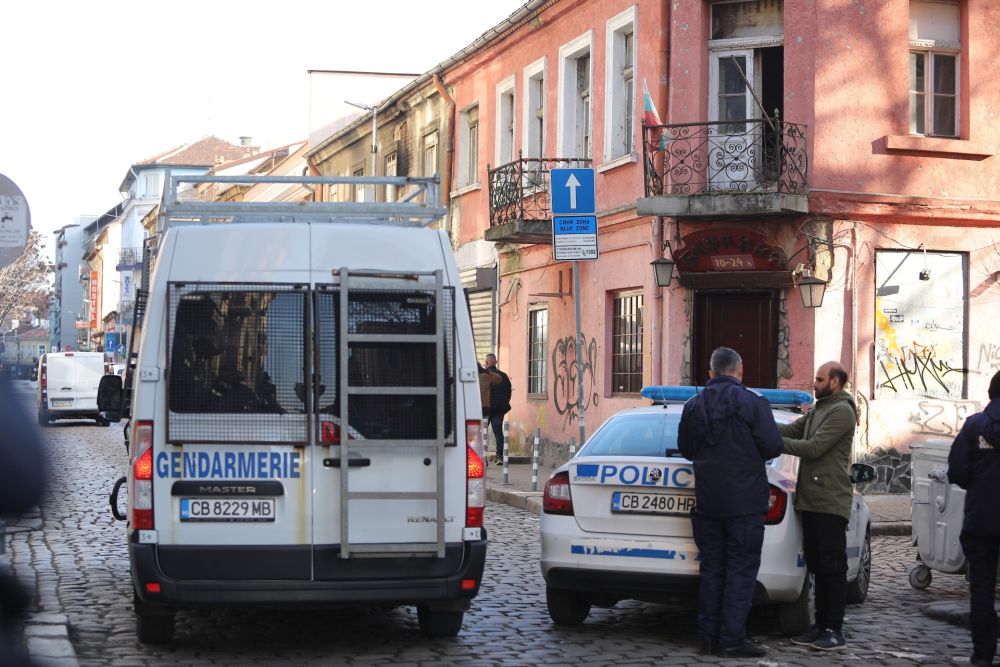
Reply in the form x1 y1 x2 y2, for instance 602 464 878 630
777 573 815 636
416 606 464 637
546 586 591 626
846 530 872 603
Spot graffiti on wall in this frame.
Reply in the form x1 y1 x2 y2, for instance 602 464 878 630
978 343 1000 373
878 342 969 396
908 399 981 438
552 335 599 427
874 250 967 399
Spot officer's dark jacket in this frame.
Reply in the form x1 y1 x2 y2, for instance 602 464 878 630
677 375 784 517
948 399 1000 536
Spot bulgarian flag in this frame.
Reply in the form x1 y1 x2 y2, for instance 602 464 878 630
642 79 667 152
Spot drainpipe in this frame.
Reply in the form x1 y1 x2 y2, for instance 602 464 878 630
432 74 455 220
651 217 664 385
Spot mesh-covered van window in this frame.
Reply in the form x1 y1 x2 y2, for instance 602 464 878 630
315 287 455 442
167 283 307 444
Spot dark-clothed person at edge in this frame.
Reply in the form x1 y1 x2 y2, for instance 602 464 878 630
947 370 1000 667
778 361 856 652
678 347 783 659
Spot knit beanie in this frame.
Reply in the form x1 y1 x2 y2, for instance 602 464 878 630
990 370 1000 400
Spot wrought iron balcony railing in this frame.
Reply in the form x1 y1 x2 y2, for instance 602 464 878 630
488 155 592 228
117 247 142 269
642 118 808 197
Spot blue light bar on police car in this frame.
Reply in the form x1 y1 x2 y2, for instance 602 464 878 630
640 385 813 407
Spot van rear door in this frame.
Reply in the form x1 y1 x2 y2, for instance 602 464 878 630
158 283 313 580
45 354 75 409
311 270 464 577
74 353 104 411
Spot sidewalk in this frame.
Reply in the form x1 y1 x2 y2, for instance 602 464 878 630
485 457 912 536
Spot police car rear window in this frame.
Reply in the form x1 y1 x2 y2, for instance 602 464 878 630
580 414 683 458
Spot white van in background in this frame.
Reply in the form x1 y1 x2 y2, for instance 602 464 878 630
98 174 488 644
37 351 109 426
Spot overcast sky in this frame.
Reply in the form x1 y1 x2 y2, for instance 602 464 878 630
0 0 527 256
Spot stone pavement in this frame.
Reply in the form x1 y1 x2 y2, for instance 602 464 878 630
485 456 914 536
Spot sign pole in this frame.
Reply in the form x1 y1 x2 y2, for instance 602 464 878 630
573 260 585 447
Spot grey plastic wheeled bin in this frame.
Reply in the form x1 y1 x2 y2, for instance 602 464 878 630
909 438 966 589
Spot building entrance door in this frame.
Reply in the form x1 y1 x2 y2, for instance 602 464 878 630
693 290 777 388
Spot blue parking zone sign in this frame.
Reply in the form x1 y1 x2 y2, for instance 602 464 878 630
550 168 595 215
552 215 599 261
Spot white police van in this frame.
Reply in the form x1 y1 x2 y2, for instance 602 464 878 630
99 174 487 643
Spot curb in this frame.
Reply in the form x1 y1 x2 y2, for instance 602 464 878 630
871 521 911 536
487 487 543 515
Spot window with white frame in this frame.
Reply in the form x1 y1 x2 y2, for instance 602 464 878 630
558 32 593 159
909 0 961 137
605 8 636 160
422 131 439 177
496 77 516 165
384 152 397 202
142 172 161 199
523 59 546 160
611 292 643 394
352 162 366 202
458 105 480 188
528 306 548 395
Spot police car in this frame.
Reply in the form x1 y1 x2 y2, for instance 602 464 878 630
540 386 873 635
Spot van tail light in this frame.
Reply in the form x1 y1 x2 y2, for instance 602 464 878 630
466 420 485 528
320 421 355 445
131 421 155 530
543 471 574 515
764 484 788 525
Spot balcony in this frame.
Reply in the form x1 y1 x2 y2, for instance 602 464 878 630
116 247 142 271
486 156 591 244
638 119 808 219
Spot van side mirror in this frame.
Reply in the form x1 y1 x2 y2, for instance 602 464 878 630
97 374 124 423
849 462 876 485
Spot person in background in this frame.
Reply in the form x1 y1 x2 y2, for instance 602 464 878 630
678 347 783 658
0 375 46 666
484 353 512 461
947 370 1000 667
778 361 856 651
478 361 500 422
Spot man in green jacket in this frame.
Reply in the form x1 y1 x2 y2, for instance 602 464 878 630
778 361 856 651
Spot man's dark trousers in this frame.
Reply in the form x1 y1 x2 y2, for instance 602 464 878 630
488 412 505 460
960 531 1000 663
691 510 765 648
801 511 848 632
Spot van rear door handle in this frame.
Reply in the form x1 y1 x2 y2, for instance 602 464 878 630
323 457 371 468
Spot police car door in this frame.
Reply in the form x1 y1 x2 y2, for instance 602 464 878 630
163 284 312 579
311 271 459 574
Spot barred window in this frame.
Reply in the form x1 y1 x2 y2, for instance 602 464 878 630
611 292 643 393
528 307 548 395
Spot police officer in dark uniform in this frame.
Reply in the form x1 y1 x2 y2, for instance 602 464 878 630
948 370 1000 667
678 347 784 658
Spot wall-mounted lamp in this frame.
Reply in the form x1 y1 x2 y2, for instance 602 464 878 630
791 263 827 308
651 241 676 288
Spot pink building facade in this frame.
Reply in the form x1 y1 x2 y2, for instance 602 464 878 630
444 0 1000 484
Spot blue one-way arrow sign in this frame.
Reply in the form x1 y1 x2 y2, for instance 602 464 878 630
550 168 595 215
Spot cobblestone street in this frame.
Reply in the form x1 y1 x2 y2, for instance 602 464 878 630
3 394 983 666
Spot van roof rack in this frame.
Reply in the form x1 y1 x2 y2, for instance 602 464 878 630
158 173 447 230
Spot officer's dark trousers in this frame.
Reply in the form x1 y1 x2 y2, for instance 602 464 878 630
801 511 848 633
691 511 765 648
959 531 1000 663
488 412 505 460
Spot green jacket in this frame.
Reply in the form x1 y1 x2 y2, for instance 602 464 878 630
777 390 857 520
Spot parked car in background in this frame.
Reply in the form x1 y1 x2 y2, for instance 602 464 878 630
540 385 874 636
36 351 109 426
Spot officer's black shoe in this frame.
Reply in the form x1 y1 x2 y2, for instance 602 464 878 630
698 639 718 656
970 656 997 667
718 640 767 658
